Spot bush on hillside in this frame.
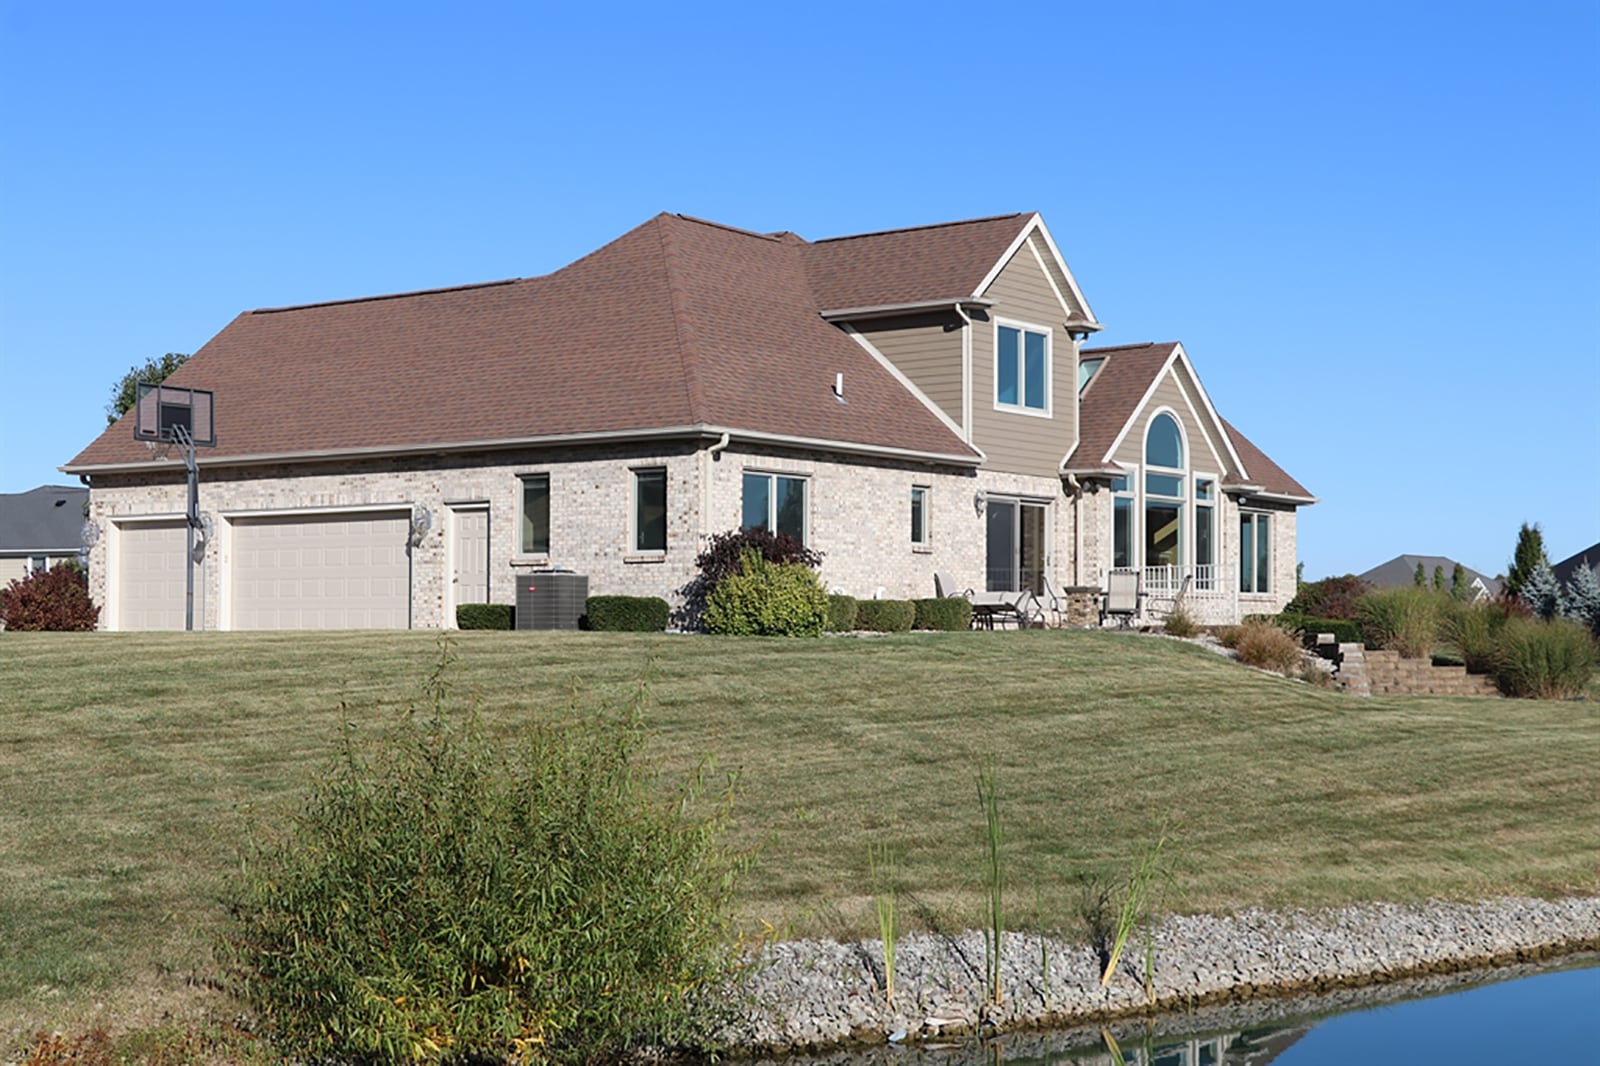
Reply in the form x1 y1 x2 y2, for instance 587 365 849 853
0 562 99 631
585 595 670 632
222 646 745 1064
1492 616 1598 700
702 551 827 637
912 597 972 631
1161 604 1199 638
854 599 915 633
826 593 858 633
455 603 512 630
1284 574 1371 620
1447 602 1509 674
1232 619 1304 675
1356 587 1446 659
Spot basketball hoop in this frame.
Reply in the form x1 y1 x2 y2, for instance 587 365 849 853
132 382 217 631
144 438 174 461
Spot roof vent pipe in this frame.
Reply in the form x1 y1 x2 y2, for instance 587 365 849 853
833 372 846 403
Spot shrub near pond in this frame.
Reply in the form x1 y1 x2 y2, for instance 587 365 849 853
223 649 744 1065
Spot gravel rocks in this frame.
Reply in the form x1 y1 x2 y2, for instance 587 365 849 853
716 895 1600 1055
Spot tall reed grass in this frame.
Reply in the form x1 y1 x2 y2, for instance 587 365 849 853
868 842 898 1002
977 758 1004 1007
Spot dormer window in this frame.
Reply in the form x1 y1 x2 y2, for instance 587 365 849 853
1078 357 1104 392
995 321 1050 414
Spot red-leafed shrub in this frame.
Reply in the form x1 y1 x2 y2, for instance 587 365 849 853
1285 574 1371 620
0 563 99 631
694 528 822 588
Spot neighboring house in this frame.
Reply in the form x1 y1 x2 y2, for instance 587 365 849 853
64 212 1313 631
0 485 89 586
1551 542 1600 590
1357 554 1501 602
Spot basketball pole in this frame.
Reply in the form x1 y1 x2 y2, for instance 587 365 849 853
174 425 199 632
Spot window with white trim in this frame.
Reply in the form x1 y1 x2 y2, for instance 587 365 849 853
996 322 1050 412
1143 414 1184 567
1110 474 1133 570
1194 478 1216 589
742 472 807 543
910 486 930 547
632 468 667 553
519 473 550 555
1240 512 1272 594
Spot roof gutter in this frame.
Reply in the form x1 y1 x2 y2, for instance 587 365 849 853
1240 490 1320 505
1060 464 1126 480
62 423 982 478
819 297 995 322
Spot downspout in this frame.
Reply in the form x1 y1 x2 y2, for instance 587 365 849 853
1064 472 1082 586
701 432 732 546
953 302 973 442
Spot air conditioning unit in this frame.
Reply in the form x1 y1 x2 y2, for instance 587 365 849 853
514 572 589 631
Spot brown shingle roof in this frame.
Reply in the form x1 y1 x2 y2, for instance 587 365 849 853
803 214 1034 311
66 213 983 471
1220 417 1313 499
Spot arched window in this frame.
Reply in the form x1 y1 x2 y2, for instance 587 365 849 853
1145 413 1183 469
1143 413 1185 568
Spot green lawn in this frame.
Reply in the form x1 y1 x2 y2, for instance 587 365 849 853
2 629 1596 1036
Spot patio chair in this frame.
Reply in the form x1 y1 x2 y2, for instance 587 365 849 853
1035 574 1067 628
933 571 969 599
1102 570 1141 629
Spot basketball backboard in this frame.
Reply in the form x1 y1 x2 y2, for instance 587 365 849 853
133 384 216 447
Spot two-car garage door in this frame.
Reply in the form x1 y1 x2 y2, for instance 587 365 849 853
231 512 410 629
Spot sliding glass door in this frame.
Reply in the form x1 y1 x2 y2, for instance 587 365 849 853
985 499 1047 594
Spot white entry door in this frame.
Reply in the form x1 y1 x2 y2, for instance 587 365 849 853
451 507 490 615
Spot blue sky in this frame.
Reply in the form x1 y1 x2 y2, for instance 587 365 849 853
2 1 1596 578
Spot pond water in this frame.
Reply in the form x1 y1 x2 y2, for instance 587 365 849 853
747 956 1598 1065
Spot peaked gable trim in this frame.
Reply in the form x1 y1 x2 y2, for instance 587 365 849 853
976 214 1102 328
1099 344 1248 477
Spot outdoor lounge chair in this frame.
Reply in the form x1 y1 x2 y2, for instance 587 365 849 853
934 571 1031 629
1102 570 1141 629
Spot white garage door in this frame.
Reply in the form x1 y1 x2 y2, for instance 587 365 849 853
116 520 189 631
231 511 410 630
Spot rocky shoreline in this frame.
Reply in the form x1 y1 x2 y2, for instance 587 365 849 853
717 895 1600 1056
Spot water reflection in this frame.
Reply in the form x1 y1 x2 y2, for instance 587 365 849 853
744 956 1597 1066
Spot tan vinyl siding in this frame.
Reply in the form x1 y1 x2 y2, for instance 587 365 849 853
0 557 28 584
855 312 965 426
972 239 1077 476
1113 366 1227 473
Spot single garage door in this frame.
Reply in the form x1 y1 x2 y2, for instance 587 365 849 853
116 520 189 631
231 511 410 630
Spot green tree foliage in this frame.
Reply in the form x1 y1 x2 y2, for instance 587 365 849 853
702 550 828 636
1432 565 1445 592
222 646 745 1064
1413 561 1426 587
1521 561 1562 621
1451 562 1469 601
1504 522 1548 601
1561 561 1600 636
106 352 190 425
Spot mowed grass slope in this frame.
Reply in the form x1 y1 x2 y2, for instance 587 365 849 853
2 629 1596 1031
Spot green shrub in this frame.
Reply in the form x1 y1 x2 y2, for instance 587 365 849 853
855 599 916 633
826 593 858 632
1233 619 1304 675
455 603 512 630
1162 604 1199 638
912 597 972 631
1493 616 1598 699
1274 612 1363 645
222 645 744 1064
585 595 669 632
1356 587 1446 659
702 551 828 637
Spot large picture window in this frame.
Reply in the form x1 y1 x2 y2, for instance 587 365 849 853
519 474 550 555
996 323 1049 412
633 468 667 553
1240 512 1272 594
742 472 807 543
1143 414 1185 568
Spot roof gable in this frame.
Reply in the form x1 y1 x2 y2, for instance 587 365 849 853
0 485 88 551
803 214 1034 312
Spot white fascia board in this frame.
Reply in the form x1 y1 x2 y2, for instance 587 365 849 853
1169 345 1250 478
840 324 980 454
1169 363 1231 477
820 297 993 321
706 424 983 467
1026 238 1076 324
1240 490 1319 506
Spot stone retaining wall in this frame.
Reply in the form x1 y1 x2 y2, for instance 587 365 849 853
1345 647 1500 698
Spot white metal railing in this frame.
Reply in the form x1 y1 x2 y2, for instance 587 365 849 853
1114 564 1223 596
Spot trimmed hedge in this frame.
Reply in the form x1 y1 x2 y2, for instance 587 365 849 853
456 603 513 630
826 594 858 633
1275 613 1363 645
585 596 670 632
912 597 972 631
854 599 915 633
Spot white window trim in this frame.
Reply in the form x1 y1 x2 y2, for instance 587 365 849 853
1240 510 1273 595
742 470 810 544
911 485 931 550
992 317 1053 418
630 467 668 556
516 472 551 559
1141 409 1188 568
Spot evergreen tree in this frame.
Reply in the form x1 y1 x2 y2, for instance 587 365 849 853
1432 565 1445 592
1504 523 1547 601
1413 561 1426 587
1561 561 1600 636
1521 560 1562 621
106 352 190 426
1451 562 1469 601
